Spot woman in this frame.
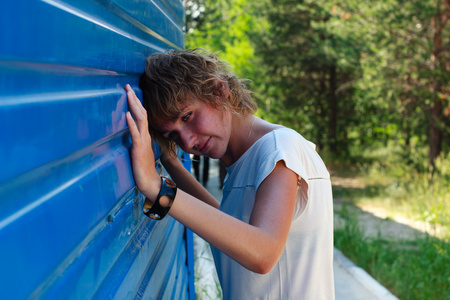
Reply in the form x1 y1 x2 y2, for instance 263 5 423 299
125 49 334 299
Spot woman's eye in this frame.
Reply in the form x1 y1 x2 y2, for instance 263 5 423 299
182 112 192 122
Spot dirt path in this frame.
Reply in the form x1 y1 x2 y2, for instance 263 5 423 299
334 199 428 240
332 176 447 240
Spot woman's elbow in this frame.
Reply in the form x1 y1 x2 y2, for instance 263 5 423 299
254 262 275 275
241 238 285 274
246 254 279 274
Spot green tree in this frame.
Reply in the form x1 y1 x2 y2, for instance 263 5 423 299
251 0 362 155
184 0 262 82
349 0 450 168
184 0 449 167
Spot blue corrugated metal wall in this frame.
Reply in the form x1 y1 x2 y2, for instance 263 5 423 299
0 1 195 299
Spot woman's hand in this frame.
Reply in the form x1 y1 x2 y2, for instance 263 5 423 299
125 84 161 201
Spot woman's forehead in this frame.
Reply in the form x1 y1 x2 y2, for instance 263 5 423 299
150 99 189 120
152 102 192 130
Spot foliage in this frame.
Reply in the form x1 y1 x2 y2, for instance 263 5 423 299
249 0 363 155
341 0 450 166
185 0 449 165
184 0 262 82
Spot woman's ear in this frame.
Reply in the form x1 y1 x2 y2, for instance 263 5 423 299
215 81 230 99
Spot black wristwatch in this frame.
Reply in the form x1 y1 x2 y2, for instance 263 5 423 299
143 177 177 220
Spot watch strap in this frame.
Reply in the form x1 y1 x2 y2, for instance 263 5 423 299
143 177 177 220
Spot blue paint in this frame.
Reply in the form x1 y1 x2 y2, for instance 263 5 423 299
0 0 194 299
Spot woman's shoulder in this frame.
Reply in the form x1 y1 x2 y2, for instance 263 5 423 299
231 120 313 168
252 119 304 141
246 127 302 162
255 126 313 151
271 127 316 150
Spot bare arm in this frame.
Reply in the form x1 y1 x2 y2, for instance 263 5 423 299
168 161 297 274
160 155 220 209
126 85 297 274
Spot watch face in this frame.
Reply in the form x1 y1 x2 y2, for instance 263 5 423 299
143 197 154 211
142 177 177 220
165 178 176 188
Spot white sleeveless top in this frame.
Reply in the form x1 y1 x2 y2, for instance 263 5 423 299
211 128 335 300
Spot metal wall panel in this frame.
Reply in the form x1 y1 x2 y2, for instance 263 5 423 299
0 1 194 299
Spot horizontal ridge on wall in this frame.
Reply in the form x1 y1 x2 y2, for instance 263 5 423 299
0 0 191 299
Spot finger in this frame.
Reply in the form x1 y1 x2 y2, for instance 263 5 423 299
126 111 141 145
125 85 147 115
125 85 141 113
125 86 150 136
134 90 147 115
127 90 147 121
127 90 146 126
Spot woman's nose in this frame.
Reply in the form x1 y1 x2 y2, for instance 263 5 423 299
178 128 196 150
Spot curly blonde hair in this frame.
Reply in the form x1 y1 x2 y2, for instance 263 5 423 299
139 48 257 155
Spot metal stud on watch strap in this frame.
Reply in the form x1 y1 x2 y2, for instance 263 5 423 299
143 176 177 220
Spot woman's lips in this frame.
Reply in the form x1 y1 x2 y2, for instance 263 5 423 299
198 137 212 154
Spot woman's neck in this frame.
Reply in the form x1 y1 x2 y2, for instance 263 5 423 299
220 115 283 167
220 115 256 167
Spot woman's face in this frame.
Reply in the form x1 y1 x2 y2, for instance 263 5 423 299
156 99 232 159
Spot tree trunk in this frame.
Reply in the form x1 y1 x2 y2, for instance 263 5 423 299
428 1 448 168
429 99 443 168
329 64 338 154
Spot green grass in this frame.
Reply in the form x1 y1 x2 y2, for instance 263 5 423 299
334 204 450 300
328 144 450 231
330 145 450 299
